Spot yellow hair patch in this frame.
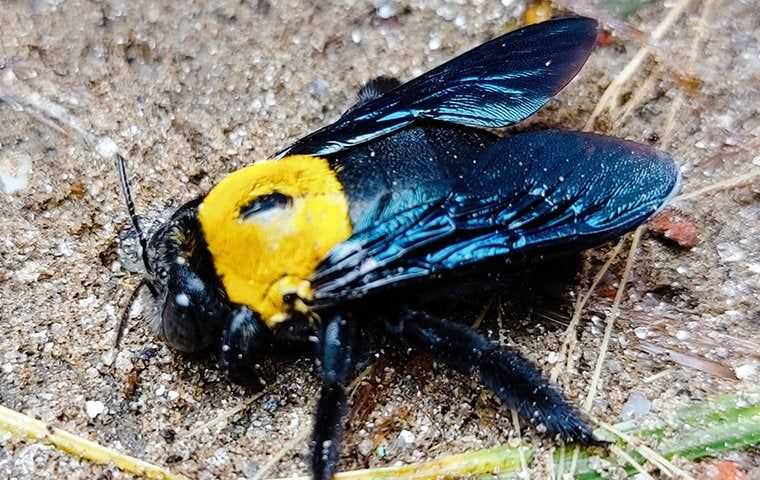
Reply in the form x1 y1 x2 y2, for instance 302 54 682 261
198 155 352 326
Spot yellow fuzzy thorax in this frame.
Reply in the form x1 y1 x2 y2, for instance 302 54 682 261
197 155 352 327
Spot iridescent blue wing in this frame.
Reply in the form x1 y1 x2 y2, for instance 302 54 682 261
275 17 598 158
312 130 680 303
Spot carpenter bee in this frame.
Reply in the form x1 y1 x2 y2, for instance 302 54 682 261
116 17 679 480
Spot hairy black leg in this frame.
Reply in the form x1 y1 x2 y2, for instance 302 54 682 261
312 313 354 480
395 309 595 443
220 306 272 385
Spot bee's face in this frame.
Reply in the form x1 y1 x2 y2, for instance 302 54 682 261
144 200 228 353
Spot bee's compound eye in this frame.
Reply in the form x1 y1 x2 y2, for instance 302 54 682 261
160 263 224 352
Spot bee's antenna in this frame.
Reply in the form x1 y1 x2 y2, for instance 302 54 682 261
114 278 153 349
115 152 153 276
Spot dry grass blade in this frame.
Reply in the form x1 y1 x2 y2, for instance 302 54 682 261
0 405 188 480
661 0 719 148
550 238 626 383
639 342 737 380
598 421 696 480
510 408 531 480
186 392 265 438
613 69 659 129
0 67 118 161
582 227 642 412
270 444 533 480
609 444 655 480
674 170 760 202
253 428 311 480
583 0 694 131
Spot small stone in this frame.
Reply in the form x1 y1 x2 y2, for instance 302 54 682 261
85 400 106 419
396 430 415 449
436 5 456 21
357 439 373 456
735 363 757 380
634 326 649 339
546 351 560 364
101 350 115 366
375 1 398 19
0 150 32 194
649 210 699 248
167 390 180 401
114 351 134 372
95 137 119 159
351 30 362 44
675 330 690 341
620 391 651 420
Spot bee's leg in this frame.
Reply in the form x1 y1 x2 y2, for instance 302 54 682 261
312 313 354 480
220 306 272 385
394 309 596 443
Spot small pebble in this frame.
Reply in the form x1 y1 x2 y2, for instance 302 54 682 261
634 326 649 339
357 439 373 456
735 363 757 380
114 351 134 372
85 400 106 419
396 429 415 449
620 391 651 420
375 0 398 19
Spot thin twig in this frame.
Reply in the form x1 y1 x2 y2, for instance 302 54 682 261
598 421 696 480
471 295 497 329
610 444 656 480
253 428 311 480
0 405 187 480
674 169 760 202
187 392 265 438
582 227 643 412
613 69 659 129
510 408 530 480
550 238 626 383
661 0 719 148
584 0 694 131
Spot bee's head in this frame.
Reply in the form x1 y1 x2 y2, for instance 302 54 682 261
115 154 352 353
115 155 226 353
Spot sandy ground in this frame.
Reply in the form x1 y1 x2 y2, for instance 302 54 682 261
1 0 759 479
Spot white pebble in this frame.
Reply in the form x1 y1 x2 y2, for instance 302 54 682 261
114 351 134 372
397 429 415 448
634 326 649 339
735 363 757 380
620 391 651 420
357 439 373 456
85 400 106 419
95 137 119 159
